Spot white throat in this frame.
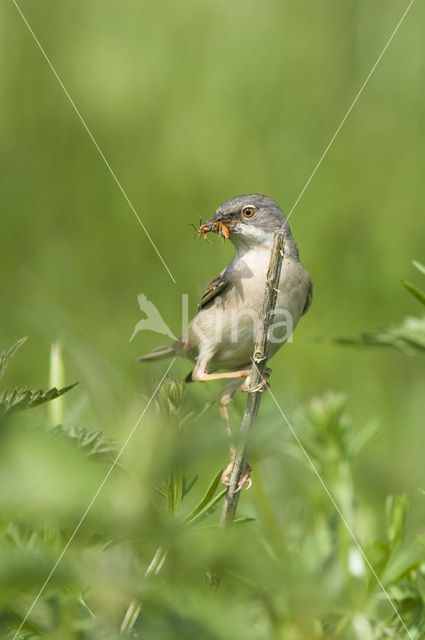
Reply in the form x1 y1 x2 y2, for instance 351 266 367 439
231 226 275 255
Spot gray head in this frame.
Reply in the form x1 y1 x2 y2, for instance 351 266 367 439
199 194 298 256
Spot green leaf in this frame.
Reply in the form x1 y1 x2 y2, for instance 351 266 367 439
0 337 27 381
52 424 119 463
144 546 167 577
319 259 425 354
329 316 425 354
0 382 78 415
167 472 183 518
185 489 227 526
380 543 424 587
349 420 381 459
403 280 425 306
182 474 198 498
154 484 168 499
184 469 223 524
233 516 256 525
120 599 141 635
413 260 425 276
385 495 408 544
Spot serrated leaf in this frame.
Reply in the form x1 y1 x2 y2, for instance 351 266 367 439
0 337 27 381
0 382 78 414
403 281 425 306
52 424 119 464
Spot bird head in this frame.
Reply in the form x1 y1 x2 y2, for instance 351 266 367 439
198 194 291 249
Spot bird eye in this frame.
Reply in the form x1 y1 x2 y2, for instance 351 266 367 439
242 205 255 219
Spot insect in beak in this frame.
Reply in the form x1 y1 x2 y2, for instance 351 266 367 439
197 220 230 244
194 214 212 245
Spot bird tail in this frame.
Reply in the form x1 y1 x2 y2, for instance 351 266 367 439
138 343 177 362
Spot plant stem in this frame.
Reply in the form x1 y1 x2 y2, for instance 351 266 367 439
221 228 286 525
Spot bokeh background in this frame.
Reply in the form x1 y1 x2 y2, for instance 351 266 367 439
1 1 424 638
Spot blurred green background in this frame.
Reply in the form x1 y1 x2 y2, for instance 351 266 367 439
1 0 425 637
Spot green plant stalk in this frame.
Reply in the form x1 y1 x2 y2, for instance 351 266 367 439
48 341 65 426
221 228 286 525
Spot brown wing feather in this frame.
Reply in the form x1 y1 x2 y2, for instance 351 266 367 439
198 268 228 310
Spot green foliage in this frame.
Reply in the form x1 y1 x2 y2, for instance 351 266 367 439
0 383 79 415
328 261 425 353
2 1 425 636
2 372 425 640
0 337 27 381
281 395 425 640
51 424 119 465
0 338 78 415
290 392 380 469
183 470 226 526
403 261 425 307
155 380 226 525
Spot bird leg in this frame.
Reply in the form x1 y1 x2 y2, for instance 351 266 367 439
221 368 272 489
191 364 256 489
219 367 271 489
220 446 236 486
217 378 253 490
218 378 242 485
191 368 252 383
218 377 242 439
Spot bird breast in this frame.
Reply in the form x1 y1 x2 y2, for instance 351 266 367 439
183 244 311 370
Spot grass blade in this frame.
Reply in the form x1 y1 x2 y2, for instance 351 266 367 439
402 281 425 306
184 469 223 524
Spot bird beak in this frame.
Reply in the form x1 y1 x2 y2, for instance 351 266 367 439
198 215 234 241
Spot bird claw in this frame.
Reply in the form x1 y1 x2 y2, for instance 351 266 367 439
241 367 272 393
246 380 269 393
221 465 252 491
221 454 252 491
235 464 252 491
220 461 233 486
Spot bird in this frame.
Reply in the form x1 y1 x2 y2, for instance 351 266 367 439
139 194 312 486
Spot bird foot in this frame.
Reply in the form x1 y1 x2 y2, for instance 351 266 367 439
236 463 252 491
220 460 233 486
221 450 252 491
241 367 272 393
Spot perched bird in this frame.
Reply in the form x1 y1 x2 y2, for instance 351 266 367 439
139 194 312 485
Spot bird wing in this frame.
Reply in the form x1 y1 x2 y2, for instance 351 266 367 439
198 267 229 310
